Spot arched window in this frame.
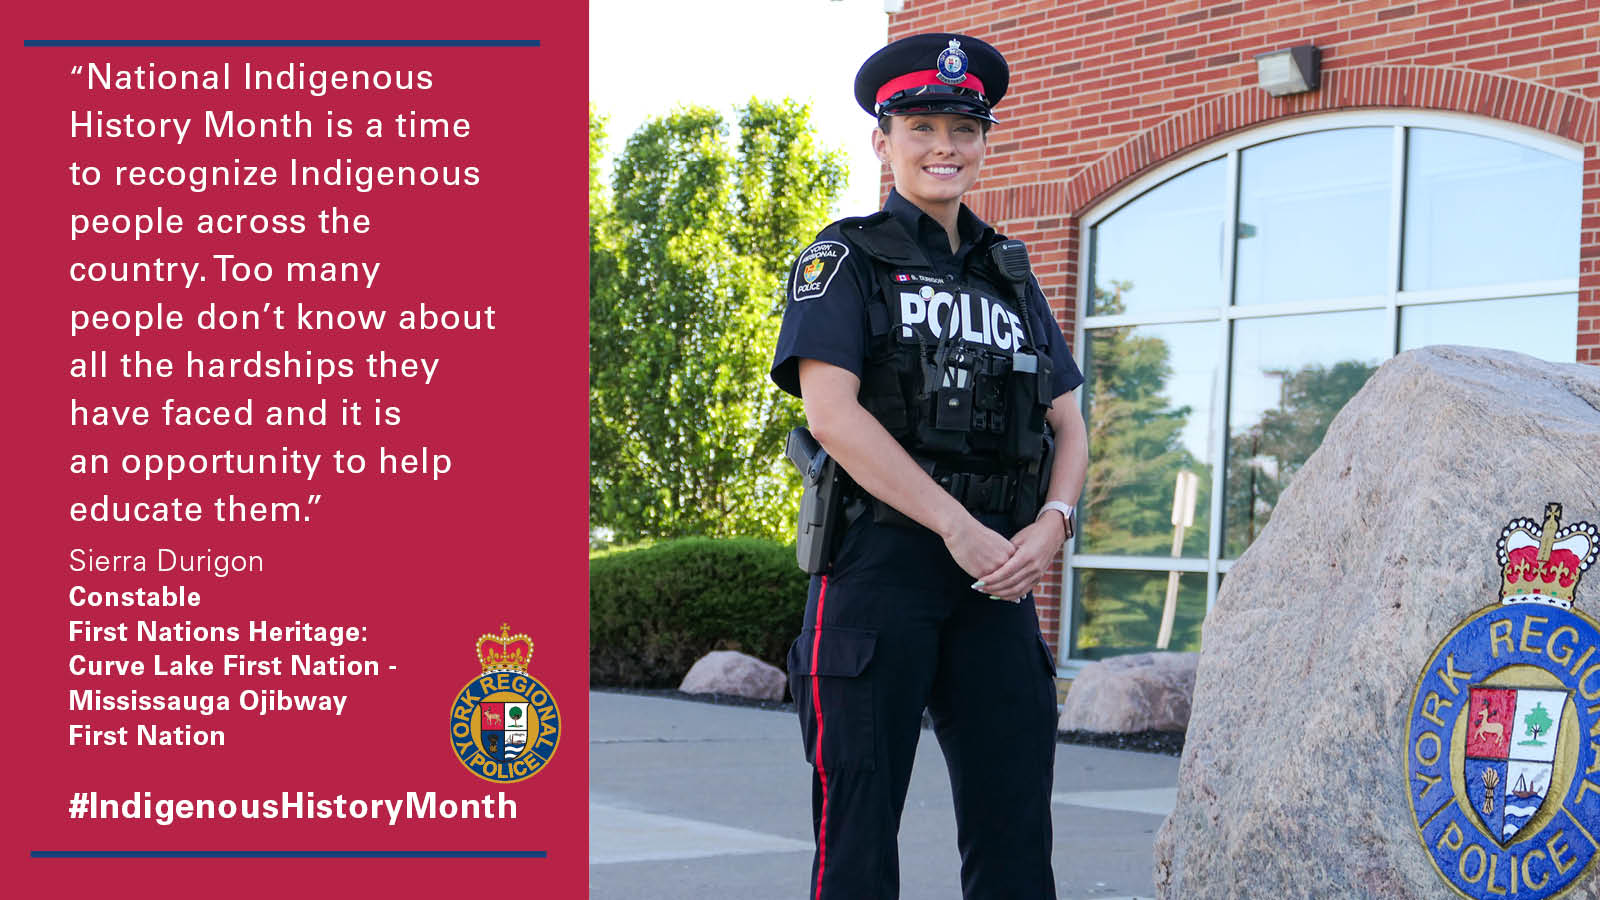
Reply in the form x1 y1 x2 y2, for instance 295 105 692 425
1067 112 1581 665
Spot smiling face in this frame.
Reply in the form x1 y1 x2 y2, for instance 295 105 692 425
873 113 987 215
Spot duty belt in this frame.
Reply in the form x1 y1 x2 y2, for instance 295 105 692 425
849 460 1019 528
933 470 1017 515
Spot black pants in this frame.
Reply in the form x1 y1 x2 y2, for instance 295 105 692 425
788 515 1060 900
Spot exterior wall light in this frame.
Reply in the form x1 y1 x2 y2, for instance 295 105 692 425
1254 45 1321 96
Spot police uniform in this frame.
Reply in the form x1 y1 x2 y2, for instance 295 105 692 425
770 33 1084 900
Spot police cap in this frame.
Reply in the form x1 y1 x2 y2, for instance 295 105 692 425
854 33 1009 124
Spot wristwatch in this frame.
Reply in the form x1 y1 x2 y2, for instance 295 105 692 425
1037 501 1074 539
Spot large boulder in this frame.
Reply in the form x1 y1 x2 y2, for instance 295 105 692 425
678 650 786 701
1059 652 1197 733
1154 347 1600 899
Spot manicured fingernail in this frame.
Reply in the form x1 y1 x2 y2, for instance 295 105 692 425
971 580 985 590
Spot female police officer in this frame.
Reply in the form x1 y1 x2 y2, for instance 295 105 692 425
770 32 1089 900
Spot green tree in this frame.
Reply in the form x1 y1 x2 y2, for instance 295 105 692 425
590 101 847 541
1223 359 1376 556
1079 284 1210 558
1522 702 1553 744
1075 283 1211 656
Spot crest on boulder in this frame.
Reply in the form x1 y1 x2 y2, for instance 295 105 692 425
1407 503 1600 900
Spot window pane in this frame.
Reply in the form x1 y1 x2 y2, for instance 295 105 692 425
1080 322 1219 558
1400 294 1578 364
1071 569 1205 659
1403 129 1580 291
1235 128 1393 306
1224 310 1385 557
1089 158 1227 316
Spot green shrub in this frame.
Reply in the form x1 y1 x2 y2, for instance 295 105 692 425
590 537 809 687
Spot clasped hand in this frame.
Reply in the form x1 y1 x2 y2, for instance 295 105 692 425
942 515 1066 602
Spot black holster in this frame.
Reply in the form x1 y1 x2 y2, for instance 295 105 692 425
786 427 846 574
1011 431 1055 532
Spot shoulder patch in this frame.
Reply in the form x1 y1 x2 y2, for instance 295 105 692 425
792 241 850 303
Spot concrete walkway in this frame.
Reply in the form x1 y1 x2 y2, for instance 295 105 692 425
591 691 1179 899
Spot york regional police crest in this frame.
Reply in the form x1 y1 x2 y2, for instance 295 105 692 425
1408 504 1600 898
449 623 561 783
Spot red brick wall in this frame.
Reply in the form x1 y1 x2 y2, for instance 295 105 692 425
881 0 1600 656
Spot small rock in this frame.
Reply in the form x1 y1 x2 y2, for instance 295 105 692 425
1058 651 1197 733
679 650 786 701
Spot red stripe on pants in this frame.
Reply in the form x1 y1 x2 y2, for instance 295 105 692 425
811 574 830 900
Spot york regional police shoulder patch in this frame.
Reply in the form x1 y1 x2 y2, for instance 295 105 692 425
449 623 561 783
792 240 849 303
1408 504 1600 899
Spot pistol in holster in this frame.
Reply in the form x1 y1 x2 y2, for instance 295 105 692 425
785 426 846 575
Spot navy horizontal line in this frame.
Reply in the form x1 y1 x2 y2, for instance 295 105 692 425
31 850 547 859
24 40 539 47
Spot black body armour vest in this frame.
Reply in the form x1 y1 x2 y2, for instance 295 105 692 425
835 212 1055 524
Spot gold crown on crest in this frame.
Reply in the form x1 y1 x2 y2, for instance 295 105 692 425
476 623 533 673
1498 503 1598 610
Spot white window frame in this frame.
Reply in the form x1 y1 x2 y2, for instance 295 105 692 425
1057 110 1583 672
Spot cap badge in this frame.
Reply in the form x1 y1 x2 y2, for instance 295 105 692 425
936 39 969 85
